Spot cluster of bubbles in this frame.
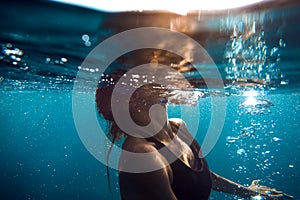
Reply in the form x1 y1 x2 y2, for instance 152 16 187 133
224 21 288 90
81 34 91 47
45 57 68 65
224 89 284 185
221 16 292 186
0 42 74 90
226 116 281 179
238 97 274 115
1 43 28 70
40 56 74 89
0 32 96 91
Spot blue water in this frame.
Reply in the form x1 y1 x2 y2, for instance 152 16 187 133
1 1 300 199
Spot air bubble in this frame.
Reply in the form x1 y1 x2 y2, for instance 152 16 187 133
279 38 286 48
226 136 239 144
237 148 246 155
45 57 51 63
85 41 91 47
82 34 90 42
61 57 68 63
270 47 278 57
280 80 289 85
272 137 282 142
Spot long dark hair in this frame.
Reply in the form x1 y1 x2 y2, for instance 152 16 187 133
95 48 186 192
96 81 168 192
96 85 121 192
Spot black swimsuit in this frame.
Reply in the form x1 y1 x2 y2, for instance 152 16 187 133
148 121 212 200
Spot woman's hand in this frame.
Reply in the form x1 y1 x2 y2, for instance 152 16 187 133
248 180 294 199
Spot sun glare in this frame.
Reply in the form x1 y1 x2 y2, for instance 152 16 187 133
243 97 259 106
243 90 259 97
53 0 264 15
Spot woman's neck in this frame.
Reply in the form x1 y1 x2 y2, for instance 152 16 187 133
151 119 175 144
125 119 173 142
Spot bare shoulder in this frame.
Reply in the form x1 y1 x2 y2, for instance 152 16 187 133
119 137 171 173
169 117 187 127
119 137 176 200
169 118 190 136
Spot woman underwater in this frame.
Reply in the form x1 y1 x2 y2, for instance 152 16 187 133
95 51 293 200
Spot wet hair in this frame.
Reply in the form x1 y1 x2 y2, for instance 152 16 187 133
96 86 114 122
96 82 167 192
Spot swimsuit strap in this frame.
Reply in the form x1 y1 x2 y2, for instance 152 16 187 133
145 121 204 172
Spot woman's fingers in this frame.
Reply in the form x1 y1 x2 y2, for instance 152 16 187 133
248 180 293 199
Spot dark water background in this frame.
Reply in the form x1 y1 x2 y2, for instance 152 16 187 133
0 1 300 199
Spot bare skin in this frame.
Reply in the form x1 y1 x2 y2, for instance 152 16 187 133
118 118 293 200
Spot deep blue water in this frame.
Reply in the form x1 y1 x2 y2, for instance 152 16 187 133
1 1 300 199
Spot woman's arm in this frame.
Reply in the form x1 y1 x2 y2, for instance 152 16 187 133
210 172 294 199
210 171 256 199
